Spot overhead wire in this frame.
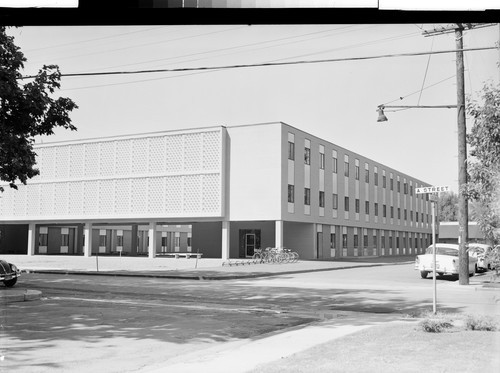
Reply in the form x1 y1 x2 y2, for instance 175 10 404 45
381 75 457 109
266 30 422 63
23 25 249 66
67 24 368 72
417 36 435 105
18 46 497 81
21 26 167 53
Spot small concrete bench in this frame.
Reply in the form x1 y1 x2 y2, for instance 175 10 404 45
157 252 203 259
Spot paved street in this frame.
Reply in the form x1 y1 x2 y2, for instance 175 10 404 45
1 262 499 372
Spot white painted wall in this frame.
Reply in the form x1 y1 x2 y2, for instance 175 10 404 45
227 123 282 221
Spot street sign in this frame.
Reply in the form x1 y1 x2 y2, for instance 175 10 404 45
415 185 450 194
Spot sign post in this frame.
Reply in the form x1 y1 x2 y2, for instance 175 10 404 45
416 185 449 314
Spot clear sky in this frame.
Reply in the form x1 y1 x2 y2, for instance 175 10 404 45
8 24 499 192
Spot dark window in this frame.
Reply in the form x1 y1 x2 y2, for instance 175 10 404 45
375 202 379 216
397 208 401 219
288 184 294 203
355 199 360 213
333 157 338 173
304 188 310 205
365 169 369 183
354 234 359 247
364 234 368 247
390 206 394 219
390 178 394 191
344 161 349 177
319 191 325 207
332 193 338 210
330 233 336 249
39 233 48 246
383 205 387 218
288 141 295 160
304 147 311 165
404 182 408 194
342 234 348 248
320 153 325 169
365 201 369 214
397 180 401 193
61 234 69 247
355 164 360 180
344 196 349 212
383 175 386 188
404 209 407 220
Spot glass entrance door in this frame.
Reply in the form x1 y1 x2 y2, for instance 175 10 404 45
245 233 256 257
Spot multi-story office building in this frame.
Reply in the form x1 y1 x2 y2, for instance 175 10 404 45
0 122 434 260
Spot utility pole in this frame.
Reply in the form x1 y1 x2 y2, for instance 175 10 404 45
455 25 469 285
422 23 496 284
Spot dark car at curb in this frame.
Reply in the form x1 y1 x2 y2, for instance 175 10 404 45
0 259 21 287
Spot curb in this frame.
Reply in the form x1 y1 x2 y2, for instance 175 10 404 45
22 261 412 281
0 289 42 304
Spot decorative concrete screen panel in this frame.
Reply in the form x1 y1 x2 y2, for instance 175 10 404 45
0 127 225 221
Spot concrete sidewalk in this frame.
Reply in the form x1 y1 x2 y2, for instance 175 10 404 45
2 254 416 280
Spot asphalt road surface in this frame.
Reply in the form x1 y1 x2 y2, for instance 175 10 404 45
1 264 498 372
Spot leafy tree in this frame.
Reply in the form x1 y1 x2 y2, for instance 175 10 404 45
438 192 458 222
463 82 500 246
485 246 500 281
0 26 78 192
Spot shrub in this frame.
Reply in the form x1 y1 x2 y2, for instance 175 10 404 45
464 314 498 331
419 318 454 333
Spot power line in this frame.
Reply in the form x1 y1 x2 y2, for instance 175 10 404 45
94 25 362 72
23 25 249 66
267 30 421 63
18 46 498 80
22 26 166 53
381 75 457 107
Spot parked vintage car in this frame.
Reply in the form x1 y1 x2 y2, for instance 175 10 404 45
0 259 21 287
415 243 477 279
468 243 493 272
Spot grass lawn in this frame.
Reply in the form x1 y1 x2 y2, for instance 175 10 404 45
248 317 500 373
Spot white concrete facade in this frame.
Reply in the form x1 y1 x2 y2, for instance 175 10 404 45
0 122 434 260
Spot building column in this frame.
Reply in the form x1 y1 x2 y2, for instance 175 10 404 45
221 221 230 260
84 222 93 257
275 220 284 249
27 223 36 256
131 224 138 256
148 222 157 259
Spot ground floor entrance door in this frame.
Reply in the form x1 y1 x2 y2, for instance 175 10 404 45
245 233 256 257
239 229 261 258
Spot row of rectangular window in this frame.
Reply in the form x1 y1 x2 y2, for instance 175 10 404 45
330 233 430 249
288 185 429 223
288 140 429 200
